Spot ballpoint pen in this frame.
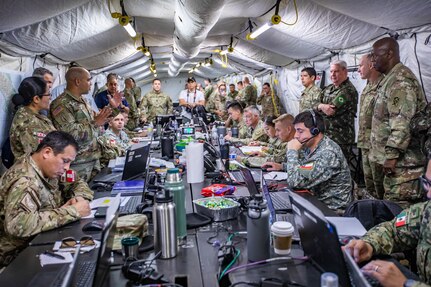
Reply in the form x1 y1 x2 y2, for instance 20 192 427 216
43 250 66 260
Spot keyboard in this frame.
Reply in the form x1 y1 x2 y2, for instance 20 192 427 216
229 170 261 183
75 261 96 287
119 196 141 215
270 192 292 211
364 273 381 287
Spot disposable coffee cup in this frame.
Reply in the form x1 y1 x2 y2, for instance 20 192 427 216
271 221 294 255
121 236 140 260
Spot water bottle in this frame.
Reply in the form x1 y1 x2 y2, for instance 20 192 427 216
161 135 174 159
148 122 154 138
231 127 239 138
153 188 177 259
212 125 218 141
247 194 270 261
164 168 187 245
321 273 339 287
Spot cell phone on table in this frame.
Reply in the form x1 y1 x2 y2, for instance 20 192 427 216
94 206 108 218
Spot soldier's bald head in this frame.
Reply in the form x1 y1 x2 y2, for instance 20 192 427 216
373 37 399 57
65 67 89 83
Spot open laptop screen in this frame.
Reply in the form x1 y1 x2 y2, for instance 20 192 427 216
122 143 151 181
288 191 351 287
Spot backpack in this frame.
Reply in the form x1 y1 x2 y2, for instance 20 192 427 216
1 137 15 169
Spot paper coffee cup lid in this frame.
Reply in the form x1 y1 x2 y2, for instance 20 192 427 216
271 221 294 236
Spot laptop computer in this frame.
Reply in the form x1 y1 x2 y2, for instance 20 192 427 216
28 197 120 287
288 191 352 287
94 143 151 184
240 167 291 212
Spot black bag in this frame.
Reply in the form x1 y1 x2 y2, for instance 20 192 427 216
1 137 15 169
343 199 403 230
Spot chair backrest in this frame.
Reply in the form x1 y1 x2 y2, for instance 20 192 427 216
343 199 403 230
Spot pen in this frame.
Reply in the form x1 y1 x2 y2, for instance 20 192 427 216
43 250 66 260
29 241 55 246
273 174 278 180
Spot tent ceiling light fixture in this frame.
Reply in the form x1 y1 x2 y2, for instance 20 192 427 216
111 0 137 38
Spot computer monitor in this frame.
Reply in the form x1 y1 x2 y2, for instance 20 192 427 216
122 143 151 181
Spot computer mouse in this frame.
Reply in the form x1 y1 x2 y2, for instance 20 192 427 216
82 221 103 232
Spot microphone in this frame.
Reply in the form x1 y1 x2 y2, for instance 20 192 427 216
299 134 317 145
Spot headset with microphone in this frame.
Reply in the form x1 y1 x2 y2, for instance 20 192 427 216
299 109 321 144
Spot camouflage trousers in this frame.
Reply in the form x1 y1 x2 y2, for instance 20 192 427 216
71 159 101 183
383 165 424 209
362 149 385 199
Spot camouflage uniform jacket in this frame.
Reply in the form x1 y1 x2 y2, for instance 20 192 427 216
206 92 226 114
226 118 248 139
9 106 56 159
139 91 173 123
97 129 129 168
123 88 140 119
317 78 358 145
257 92 285 117
410 102 431 157
133 86 142 104
266 137 287 163
230 120 268 145
227 90 238 103
363 201 431 286
299 85 321 112
0 154 93 266
370 63 427 167
357 75 384 149
204 86 214 102
284 136 353 211
238 84 257 107
50 90 101 163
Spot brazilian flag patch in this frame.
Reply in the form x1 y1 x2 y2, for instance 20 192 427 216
332 94 346 108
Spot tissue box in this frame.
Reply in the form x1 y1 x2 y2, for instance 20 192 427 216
193 197 240 222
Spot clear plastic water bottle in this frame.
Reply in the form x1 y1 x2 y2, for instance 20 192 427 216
164 168 187 245
211 125 218 141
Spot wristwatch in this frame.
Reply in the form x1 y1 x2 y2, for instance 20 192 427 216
404 279 416 287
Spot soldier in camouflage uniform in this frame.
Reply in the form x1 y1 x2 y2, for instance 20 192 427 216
123 78 140 130
236 81 244 103
0 131 92 267
410 102 431 158
246 116 288 167
139 78 173 123
265 111 353 212
203 79 214 103
225 106 268 145
50 67 112 182
345 159 431 286
98 113 131 168
9 77 56 159
299 67 322 112
226 84 238 105
257 82 285 117
237 77 257 107
370 37 426 208
357 54 385 199
207 83 227 120
225 101 247 139
315 60 358 161
130 78 142 106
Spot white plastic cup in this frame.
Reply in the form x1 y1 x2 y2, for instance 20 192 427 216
271 221 294 255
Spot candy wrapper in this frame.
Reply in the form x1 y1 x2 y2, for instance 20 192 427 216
201 184 236 197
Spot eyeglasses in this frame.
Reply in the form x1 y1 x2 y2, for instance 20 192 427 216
60 236 95 248
370 48 389 60
38 93 52 98
420 175 431 190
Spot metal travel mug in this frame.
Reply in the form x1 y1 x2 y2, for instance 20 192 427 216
121 236 140 260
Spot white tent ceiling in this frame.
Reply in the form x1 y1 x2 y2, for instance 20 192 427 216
0 0 430 83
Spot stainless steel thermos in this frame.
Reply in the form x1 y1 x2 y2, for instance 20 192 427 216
247 194 270 262
153 188 177 259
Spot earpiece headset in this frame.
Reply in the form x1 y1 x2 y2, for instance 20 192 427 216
309 109 320 136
